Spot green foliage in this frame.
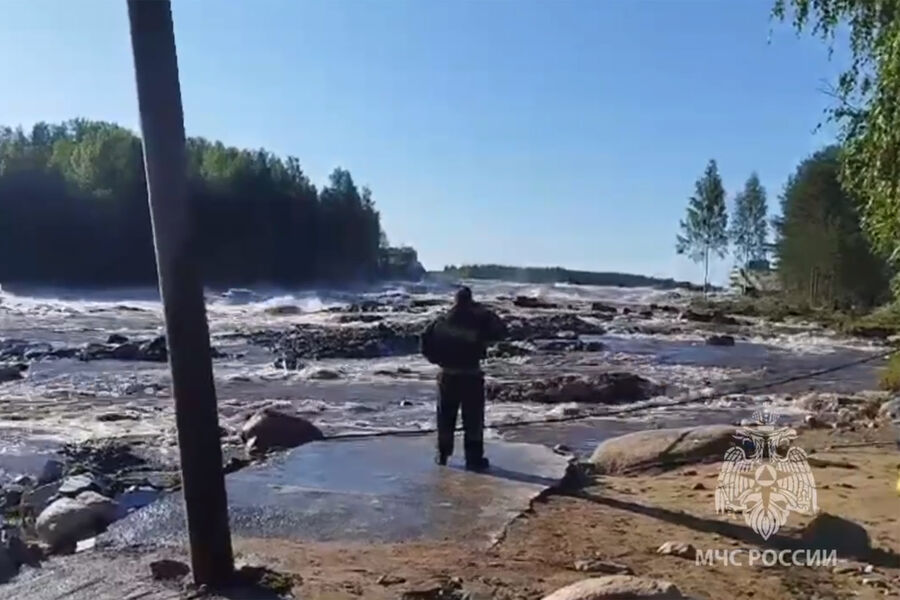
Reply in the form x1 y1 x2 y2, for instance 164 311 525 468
730 173 769 266
772 0 900 282
676 159 729 290
0 119 413 285
774 146 889 309
880 352 900 392
439 264 699 289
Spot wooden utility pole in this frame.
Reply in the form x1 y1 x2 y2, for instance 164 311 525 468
126 0 234 585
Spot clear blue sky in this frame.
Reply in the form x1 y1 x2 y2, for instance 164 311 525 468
0 1 846 284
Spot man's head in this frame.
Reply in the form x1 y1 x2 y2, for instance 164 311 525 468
454 286 473 307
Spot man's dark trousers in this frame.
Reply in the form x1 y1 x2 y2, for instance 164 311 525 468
436 370 485 463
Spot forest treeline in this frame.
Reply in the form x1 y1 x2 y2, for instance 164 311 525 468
0 119 423 286
440 265 698 290
676 146 890 309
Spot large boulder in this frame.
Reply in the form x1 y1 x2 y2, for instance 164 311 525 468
879 398 900 422
241 408 324 454
35 491 119 549
801 513 872 558
590 425 737 474
542 576 688 600
487 373 662 405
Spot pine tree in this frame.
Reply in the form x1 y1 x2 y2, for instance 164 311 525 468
730 173 769 266
775 146 888 308
676 159 729 292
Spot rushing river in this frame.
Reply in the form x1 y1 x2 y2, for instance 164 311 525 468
0 280 887 480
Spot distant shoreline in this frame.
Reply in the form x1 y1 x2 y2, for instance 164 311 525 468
433 264 705 291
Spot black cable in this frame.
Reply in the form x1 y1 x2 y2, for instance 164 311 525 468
320 347 895 442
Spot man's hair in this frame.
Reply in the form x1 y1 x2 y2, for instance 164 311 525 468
455 286 473 306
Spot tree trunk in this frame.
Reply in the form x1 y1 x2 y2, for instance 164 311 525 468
703 244 710 296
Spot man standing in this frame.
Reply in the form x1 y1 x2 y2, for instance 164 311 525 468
421 286 507 470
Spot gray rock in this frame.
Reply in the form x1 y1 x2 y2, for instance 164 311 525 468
21 482 61 513
1 484 25 508
106 333 129 344
679 309 738 326
804 414 829 429
590 425 736 474
57 474 100 497
656 541 697 559
591 302 617 314
553 444 573 455
801 513 871 558
513 296 557 309
706 335 735 347
150 558 190 580
96 411 140 422
240 408 324 454
110 342 141 360
23 344 52 360
304 367 342 380
11 475 34 487
541 575 688 599
377 574 407 586
487 372 662 405
136 336 168 362
572 559 633 574
0 364 26 383
37 459 64 484
879 398 900 422
35 491 119 548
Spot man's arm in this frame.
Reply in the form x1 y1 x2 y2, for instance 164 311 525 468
481 310 508 343
420 320 438 363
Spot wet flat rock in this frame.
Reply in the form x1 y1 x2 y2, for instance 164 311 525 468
103 436 571 549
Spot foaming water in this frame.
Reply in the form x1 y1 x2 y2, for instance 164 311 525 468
0 280 887 477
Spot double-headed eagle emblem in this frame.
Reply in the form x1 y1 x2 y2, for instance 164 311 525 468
715 410 818 540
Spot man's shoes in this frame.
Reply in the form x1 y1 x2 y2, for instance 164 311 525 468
435 452 448 466
465 456 490 472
